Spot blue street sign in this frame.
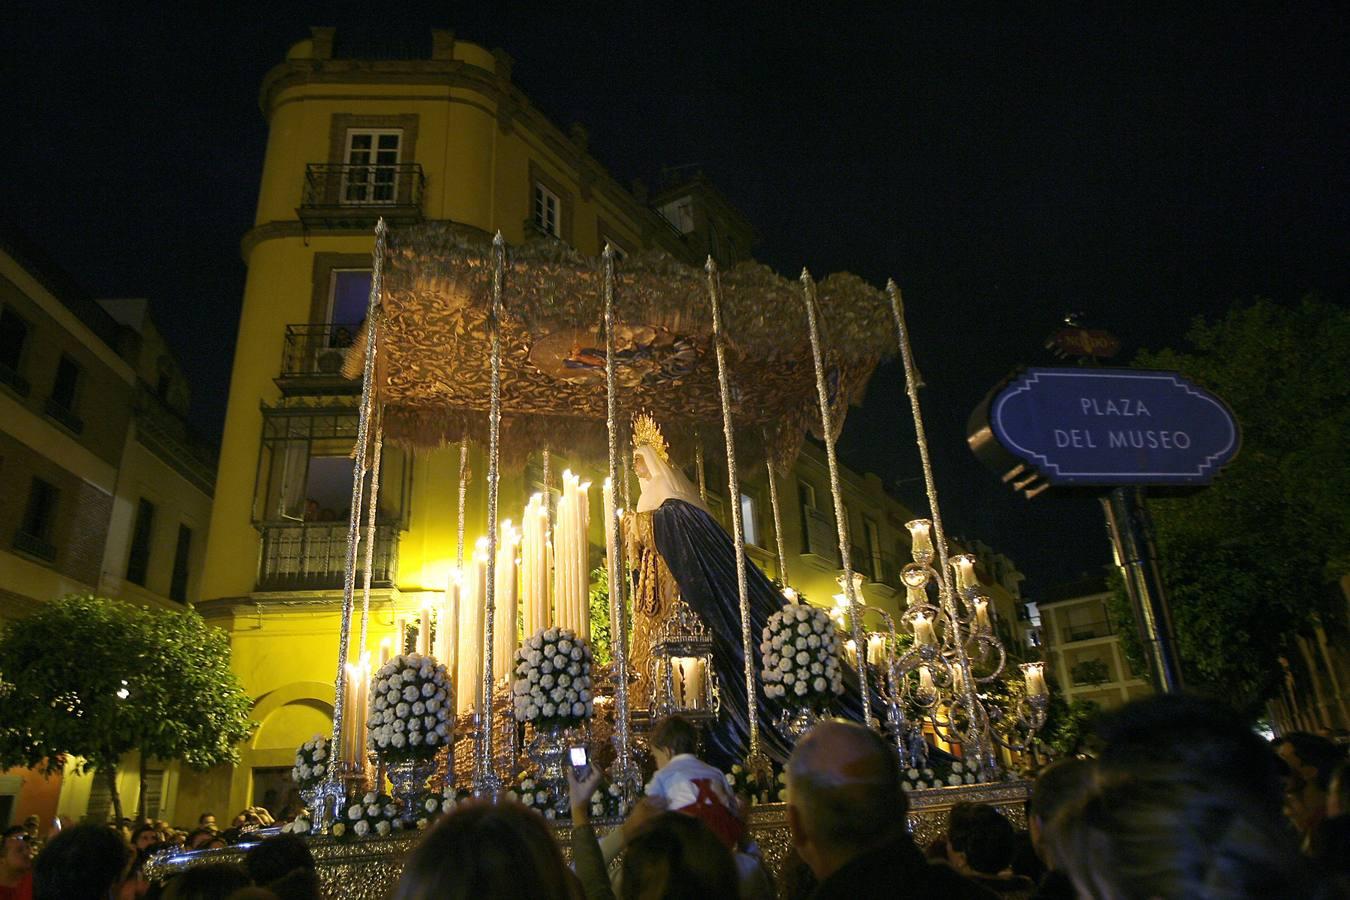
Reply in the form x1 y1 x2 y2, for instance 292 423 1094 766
975 367 1240 488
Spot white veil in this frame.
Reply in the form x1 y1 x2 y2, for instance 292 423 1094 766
634 444 708 514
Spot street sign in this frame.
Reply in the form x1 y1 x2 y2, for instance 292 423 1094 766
969 367 1240 493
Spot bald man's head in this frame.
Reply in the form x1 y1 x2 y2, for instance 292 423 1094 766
786 720 907 862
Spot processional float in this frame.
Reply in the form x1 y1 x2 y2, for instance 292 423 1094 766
312 218 1049 826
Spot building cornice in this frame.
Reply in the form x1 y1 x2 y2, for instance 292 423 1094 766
257 55 683 258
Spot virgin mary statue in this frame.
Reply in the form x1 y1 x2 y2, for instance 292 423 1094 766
625 415 874 766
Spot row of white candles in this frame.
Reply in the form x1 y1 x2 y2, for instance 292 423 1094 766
374 468 601 717
339 654 371 767
552 471 591 639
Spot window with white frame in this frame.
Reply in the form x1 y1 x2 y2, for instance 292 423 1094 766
740 492 760 548
343 130 402 204
533 183 560 236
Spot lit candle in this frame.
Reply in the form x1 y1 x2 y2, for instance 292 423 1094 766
348 658 364 766
436 571 460 666
379 637 393 667
672 657 688 707
905 519 934 562
844 639 859 668
456 541 487 714
782 586 798 604
576 479 591 641
493 521 521 683
913 612 937 646
554 490 572 633
354 653 370 768
1023 662 1048 697
867 634 886 666
950 554 978 592
973 597 991 629
394 615 408 655
832 593 851 628
918 665 935 695
418 601 433 656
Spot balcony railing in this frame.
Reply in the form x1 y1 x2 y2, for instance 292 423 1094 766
12 530 56 563
257 523 398 592
43 398 83 434
1060 619 1114 644
0 362 30 397
278 324 361 393
298 163 425 227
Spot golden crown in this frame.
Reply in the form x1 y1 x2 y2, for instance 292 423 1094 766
631 412 669 463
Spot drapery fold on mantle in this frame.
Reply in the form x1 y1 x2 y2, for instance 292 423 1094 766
343 222 894 472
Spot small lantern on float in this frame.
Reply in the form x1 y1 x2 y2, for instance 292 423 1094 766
648 596 719 725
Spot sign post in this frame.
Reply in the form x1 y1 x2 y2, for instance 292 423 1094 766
970 366 1240 694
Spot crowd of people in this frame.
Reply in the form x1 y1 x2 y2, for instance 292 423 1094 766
6 696 1348 899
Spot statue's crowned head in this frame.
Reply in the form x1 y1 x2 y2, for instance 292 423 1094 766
631 412 670 464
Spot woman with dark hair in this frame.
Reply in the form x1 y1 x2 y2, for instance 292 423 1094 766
392 801 577 900
620 812 741 900
160 863 251 900
33 825 135 900
1047 765 1320 899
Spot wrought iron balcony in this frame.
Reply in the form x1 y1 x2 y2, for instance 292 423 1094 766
12 530 56 563
1060 619 1115 644
277 324 361 394
0 362 29 397
43 398 83 435
257 522 398 592
298 163 425 227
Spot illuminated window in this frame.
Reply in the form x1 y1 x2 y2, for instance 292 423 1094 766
740 493 760 547
343 130 402 204
533 183 560 236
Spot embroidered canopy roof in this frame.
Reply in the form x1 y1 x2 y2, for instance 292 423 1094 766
348 223 894 469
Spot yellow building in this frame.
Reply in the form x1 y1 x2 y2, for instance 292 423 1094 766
190 27 1027 820
1034 575 1153 709
0 225 216 827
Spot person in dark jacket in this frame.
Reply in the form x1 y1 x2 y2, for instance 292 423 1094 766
785 720 996 900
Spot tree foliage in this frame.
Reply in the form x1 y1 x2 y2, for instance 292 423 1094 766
1120 296 1350 717
0 595 255 819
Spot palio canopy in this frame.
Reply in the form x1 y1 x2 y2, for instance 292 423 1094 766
347 222 893 469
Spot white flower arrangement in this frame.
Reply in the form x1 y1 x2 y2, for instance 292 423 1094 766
760 604 843 709
332 790 404 840
283 816 311 835
588 780 637 820
512 627 595 729
726 762 788 806
368 653 453 763
434 785 474 819
507 774 559 820
290 734 331 790
900 759 979 791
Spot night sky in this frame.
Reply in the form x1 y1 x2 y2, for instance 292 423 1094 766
5 3 1346 599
